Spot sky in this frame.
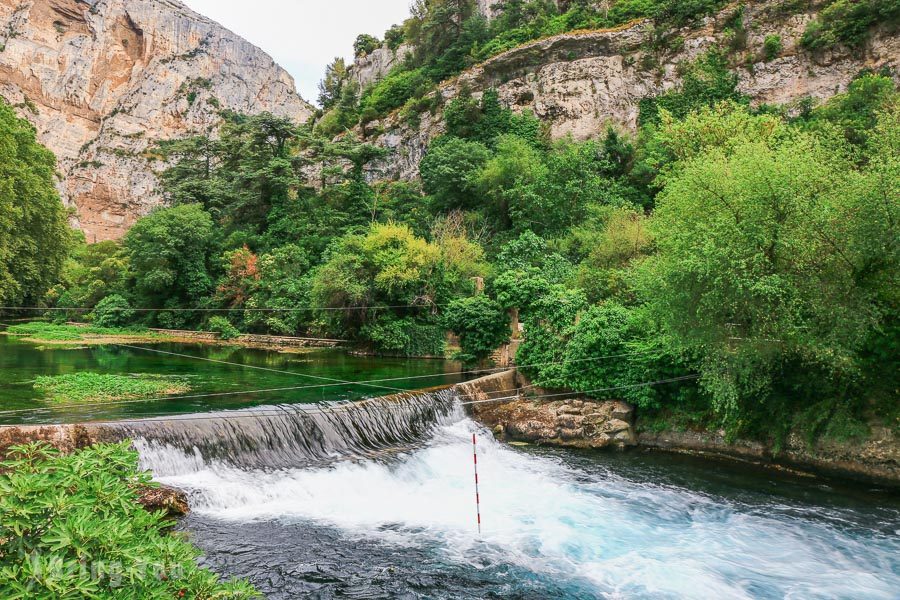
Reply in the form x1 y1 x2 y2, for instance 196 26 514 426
182 0 413 106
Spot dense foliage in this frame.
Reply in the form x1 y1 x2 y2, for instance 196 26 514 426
0 442 257 599
6 4 896 596
0 100 71 307
14 2 898 448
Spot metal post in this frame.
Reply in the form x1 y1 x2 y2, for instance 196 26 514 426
473 432 482 535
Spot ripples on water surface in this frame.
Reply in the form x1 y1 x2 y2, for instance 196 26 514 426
138 413 900 599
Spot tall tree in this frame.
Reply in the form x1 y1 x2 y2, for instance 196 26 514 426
318 57 349 110
0 100 71 306
124 204 218 317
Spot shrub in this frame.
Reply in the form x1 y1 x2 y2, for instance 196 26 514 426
763 34 782 61
354 33 381 57
0 442 257 598
801 0 900 52
208 315 241 340
442 295 511 363
361 316 446 356
359 67 431 121
91 294 135 328
638 50 747 126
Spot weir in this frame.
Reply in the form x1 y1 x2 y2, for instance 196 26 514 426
0 388 465 471
129 389 462 472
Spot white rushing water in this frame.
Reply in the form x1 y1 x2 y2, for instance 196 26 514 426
137 415 900 599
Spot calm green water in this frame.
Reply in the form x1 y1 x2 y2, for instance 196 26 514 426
0 333 465 425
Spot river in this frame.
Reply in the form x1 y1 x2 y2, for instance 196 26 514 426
135 396 899 599
2 334 898 598
0 333 465 424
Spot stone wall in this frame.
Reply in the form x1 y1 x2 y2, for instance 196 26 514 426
147 328 347 348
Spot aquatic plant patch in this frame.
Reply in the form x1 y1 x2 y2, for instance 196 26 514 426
5 322 153 342
34 372 191 404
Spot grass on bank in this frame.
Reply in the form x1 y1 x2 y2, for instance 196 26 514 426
5 322 156 342
34 373 191 404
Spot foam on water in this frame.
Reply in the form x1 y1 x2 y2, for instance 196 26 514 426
138 417 900 599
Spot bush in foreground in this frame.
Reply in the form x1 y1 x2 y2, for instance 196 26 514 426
0 442 258 599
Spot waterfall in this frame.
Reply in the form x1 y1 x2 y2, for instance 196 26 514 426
116 389 463 474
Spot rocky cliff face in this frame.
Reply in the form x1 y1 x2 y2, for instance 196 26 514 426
360 0 900 182
350 43 412 90
0 0 313 241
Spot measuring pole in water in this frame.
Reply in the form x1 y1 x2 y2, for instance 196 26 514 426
472 433 482 535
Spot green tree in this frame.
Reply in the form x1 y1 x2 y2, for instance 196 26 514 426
420 136 492 212
318 57 350 110
124 204 218 319
0 100 71 306
354 34 381 57
90 294 135 328
244 244 312 335
636 113 898 434
443 295 511 363
48 239 129 310
157 134 224 216
477 134 546 229
311 222 485 352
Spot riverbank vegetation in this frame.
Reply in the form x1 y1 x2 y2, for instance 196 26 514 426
3 322 171 345
0 442 257 598
34 373 191 404
0 3 896 447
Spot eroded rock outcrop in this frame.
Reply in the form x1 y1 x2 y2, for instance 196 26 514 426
458 370 637 449
350 43 412 90
458 370 899 486
361 0 900 182
0 0 313 241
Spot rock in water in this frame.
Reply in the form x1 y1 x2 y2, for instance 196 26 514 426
0 0 313 242
138 484 190 517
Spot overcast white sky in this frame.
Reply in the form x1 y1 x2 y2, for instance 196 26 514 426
182 0 413 105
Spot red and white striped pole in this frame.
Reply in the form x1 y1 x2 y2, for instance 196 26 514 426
472 432 482 535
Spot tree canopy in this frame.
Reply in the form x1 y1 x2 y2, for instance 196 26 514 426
0 100 70 306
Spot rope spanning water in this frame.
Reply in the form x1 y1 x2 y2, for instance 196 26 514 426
112 343 408 395
0 350 651 417
1 376 699 428
458 375 702 406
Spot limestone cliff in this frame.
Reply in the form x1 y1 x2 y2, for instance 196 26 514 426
0 0 313 241
359 0 900 182
350 43 412 91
